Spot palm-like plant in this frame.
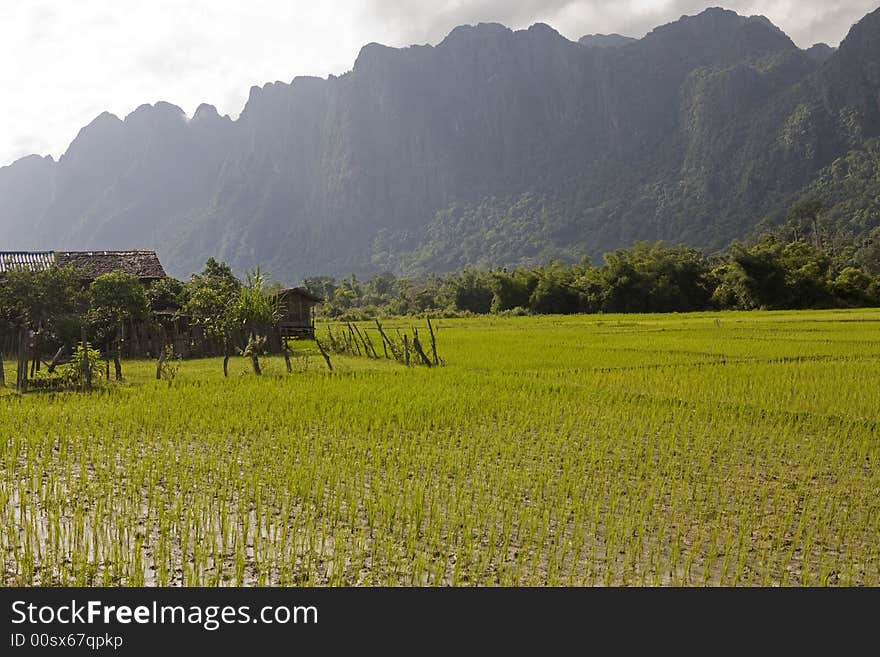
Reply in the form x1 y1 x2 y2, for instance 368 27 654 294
226 269 281 375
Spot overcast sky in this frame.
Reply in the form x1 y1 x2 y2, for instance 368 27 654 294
1 1 876 167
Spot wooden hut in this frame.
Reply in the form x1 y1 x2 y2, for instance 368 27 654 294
0 250 169 359
276 287 321 339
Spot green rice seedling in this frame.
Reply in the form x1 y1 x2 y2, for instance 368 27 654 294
0 310 878 585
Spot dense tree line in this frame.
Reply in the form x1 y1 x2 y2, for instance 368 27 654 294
3 204 879 385
306 229 880 320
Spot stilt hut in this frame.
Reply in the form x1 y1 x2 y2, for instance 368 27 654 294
276 287 321 339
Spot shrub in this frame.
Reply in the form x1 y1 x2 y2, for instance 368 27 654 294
60 342 104 388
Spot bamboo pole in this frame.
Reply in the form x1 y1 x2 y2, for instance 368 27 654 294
426 317 439 366
347 323 362 356
375 320 400 360
412 329 432 367
315 338 333 372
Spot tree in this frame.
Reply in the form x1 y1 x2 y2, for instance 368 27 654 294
227 269 281 375
709 261 748 309
786 199 824 248
365 271 396 304
831 267 878 307
490 268 538 312
587 242 713 313
88 272 150 380
184 258 241 330
148 277 187 312
854 227 880 275
529 262 581 314
0 266 82 387
725 238 789 309
779 240 833 308
302 276 337 310
452 270 493 314
184 258 242 369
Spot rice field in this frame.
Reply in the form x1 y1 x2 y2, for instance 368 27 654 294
1 309 879 586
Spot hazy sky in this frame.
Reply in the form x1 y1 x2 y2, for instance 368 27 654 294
1 1 876 167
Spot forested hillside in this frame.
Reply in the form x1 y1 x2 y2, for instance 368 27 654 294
2 7 880 282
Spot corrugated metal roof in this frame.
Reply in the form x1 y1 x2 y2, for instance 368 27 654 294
0 250 167 281
0 251 56 273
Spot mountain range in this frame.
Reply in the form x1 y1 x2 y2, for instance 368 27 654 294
2 6 880 282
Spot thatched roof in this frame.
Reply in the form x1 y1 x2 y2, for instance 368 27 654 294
55 251 166 281
0 250 167 282
278 287 322 303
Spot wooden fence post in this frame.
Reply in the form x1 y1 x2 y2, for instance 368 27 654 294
30 329 40 376
223 332 231 378
157 346 167 380
16 323 28 392
81 325 92 390
114 322 123 380
114 337 123 380
282 338 293 374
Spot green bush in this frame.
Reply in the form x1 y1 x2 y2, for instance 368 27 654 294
60 342 104 388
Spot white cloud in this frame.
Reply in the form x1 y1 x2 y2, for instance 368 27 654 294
0 1 875 167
